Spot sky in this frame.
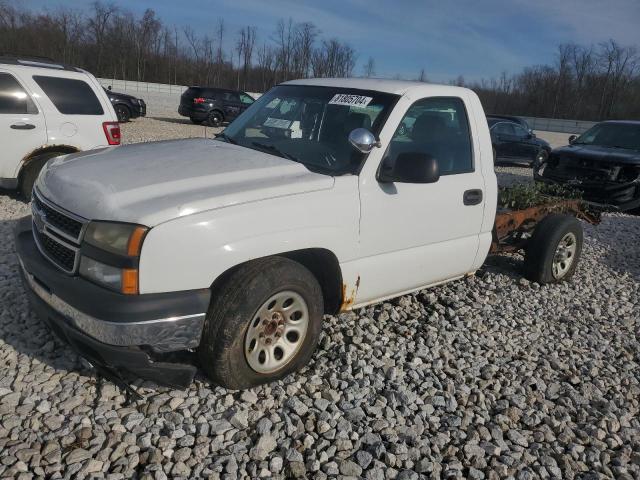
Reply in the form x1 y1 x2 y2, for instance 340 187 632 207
23 0 640 83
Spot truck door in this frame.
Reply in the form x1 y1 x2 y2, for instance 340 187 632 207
356 95 485 304
0 71 47 182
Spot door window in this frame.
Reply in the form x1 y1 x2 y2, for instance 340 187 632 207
512 124 530 138
0 73 38 114
33 76 104 115
386 97 473 175
222 92 241 103
492 122 516 136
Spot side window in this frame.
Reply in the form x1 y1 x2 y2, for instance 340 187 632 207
387 96 473 175
0 73 38 114
240 93 254 105
493 122 515 136
513 124 529 138
222 92 240 103
32 76 104 115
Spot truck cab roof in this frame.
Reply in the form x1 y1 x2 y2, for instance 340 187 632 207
283 77 475 97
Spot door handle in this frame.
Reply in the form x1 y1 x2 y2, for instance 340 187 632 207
10 123 36 130
463 189 483 206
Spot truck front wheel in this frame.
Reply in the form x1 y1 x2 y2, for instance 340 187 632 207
198 257 324 389
524 214 583 284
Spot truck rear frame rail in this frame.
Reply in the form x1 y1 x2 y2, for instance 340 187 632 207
490 199 601 254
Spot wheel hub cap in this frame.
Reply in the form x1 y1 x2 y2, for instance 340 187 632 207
552 232 577 279
244 291 309 374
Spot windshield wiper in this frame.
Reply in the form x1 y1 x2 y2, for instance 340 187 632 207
215 132 237 145
251 142 300 162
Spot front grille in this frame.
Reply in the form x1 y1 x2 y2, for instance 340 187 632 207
32 192 83 240
32 190 87 273
33 227 76 271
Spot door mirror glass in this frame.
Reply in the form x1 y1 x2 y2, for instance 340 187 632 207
108 85 112 90
568 134 578 144
348 127 380 153
378 152 440 184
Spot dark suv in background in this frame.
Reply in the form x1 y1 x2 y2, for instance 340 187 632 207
104 86 146 122
488 117 551 166
179 87 254 126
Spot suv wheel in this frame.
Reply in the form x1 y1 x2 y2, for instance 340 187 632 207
115 105 131 123
20 152 62 199
198 257 324 389
206 110 223 127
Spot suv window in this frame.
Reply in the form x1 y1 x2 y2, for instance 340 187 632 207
222 92 240 102
493 122 516 136
33 76 104 115
387 97 473 175
0 73 38 114
240 93 254 105
512 124 530 138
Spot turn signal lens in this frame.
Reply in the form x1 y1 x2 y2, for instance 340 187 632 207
121 269 139 295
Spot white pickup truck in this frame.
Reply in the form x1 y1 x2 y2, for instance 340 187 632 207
16 78 591 390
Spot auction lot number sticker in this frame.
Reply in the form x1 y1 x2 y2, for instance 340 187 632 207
329 94 373 107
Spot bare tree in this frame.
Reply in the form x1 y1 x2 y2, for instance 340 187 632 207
363 57 375 77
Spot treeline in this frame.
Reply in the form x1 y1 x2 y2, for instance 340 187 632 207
467 41 640 121
0 1 356 92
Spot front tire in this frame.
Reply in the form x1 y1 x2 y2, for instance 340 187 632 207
115 105 131 123
198 257 324 389
524 214 583 284
534 148 549 167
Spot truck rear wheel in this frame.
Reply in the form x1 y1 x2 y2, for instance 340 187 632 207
198 256 324 389
523 213 583 284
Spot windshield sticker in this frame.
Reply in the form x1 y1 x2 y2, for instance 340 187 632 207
264 117 292 129
329 94 373 107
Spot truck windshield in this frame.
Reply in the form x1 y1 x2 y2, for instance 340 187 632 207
574 123 640 151
220 85 399 175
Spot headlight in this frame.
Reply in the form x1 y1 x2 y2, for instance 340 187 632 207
79 257 125 291
84 221 147 256
80 221 148 294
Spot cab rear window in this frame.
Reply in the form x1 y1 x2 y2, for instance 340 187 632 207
33 76 104 115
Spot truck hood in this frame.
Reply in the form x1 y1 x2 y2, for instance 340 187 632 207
36 138 334 226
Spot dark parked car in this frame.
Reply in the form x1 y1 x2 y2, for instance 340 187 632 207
178 87 254 126
104 86 146 122
487 114 533 134
488 118 551 165
535 120 640 211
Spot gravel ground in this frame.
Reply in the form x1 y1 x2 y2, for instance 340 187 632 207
1 120 639 480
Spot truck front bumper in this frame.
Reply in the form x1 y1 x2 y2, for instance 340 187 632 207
15 216 211 388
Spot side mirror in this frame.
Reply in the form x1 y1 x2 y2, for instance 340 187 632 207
348 128 381 153
568 134 577 144
378 152 440 184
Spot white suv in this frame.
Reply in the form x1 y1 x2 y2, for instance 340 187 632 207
0 57 120 197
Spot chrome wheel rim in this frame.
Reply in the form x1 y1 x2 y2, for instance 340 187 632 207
552 232 577 279
244 291 309 374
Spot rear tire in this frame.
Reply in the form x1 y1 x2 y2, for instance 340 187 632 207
198 256 324 390
206 110 223 127
524 214 583 284
115 105 131 123
19 152 61 199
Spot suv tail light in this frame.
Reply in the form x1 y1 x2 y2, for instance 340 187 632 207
102 122 121 145
193 97 206 104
